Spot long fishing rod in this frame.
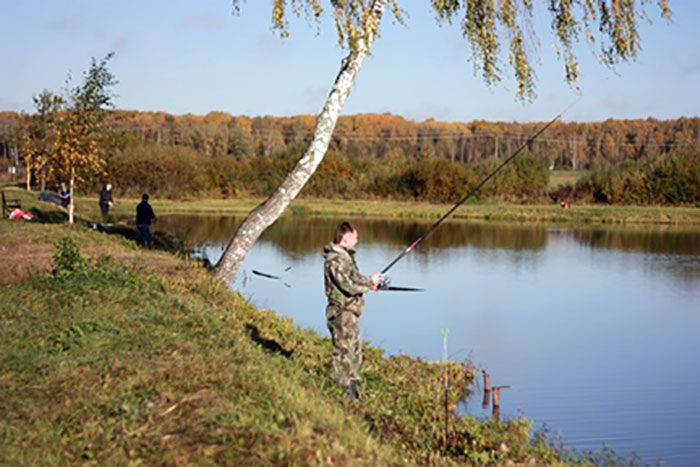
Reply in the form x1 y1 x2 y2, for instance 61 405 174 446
380 100 580 276
252 268 423 291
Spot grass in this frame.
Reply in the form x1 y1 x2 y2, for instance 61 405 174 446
548 169 590 189
0 210 586 465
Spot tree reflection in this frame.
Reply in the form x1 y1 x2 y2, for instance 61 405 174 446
156 214 549 254
155 214 700 288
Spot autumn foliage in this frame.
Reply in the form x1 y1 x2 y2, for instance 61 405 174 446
2 110 698 205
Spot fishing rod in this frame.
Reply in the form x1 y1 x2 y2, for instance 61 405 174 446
252 268 423 291
380 100 580 276
377 277 423 292
252 267 292 288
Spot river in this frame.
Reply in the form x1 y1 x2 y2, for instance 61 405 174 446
155 214 700 465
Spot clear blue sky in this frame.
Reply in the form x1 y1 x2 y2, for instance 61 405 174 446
1 0 698 123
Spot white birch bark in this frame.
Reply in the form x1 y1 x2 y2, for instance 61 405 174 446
214 0 387 286
68 165 75 225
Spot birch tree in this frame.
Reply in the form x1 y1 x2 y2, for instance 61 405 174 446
53 53 118 224
22 90 64 191
215 0 671 285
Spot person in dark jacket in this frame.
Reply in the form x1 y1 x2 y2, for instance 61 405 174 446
99 183 114 217
38 182 70 209
136 193 156 247
323 221 383 400
58 182 70 208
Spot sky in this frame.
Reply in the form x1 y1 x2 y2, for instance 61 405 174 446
1 0 698 124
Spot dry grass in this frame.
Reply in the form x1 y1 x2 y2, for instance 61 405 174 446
548 169 590 188
0 221 181 284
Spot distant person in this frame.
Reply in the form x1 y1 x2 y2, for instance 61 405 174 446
99 183 114 217
58 182 70 208
38 182 69 209
322 221 383 400
136 193 156 247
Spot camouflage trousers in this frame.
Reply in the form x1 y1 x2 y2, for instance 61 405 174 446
326 307 362 388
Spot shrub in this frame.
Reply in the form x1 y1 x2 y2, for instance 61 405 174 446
53 236 90 276
474 152 549 202
574 148 699 205
109 144 210 199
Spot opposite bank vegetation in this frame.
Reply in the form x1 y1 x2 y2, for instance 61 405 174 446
4 185 700 228
1 206 640 464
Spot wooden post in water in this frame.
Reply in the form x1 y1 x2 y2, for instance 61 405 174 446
482 370 491 391
481 370 491 408
492 386 501 407
491 385 510 422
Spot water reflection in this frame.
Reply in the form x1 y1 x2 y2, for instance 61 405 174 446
156 214 700 291
572 226 700 288
156 214 548 254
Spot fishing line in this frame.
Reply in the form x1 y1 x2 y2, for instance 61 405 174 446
380 99 581 276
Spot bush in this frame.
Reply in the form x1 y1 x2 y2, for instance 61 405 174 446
574 148 700 205
109 144 210 199
53 236 90 276
474 152 549 202
304 150 362 198
400 157 477 203
207 156 244 198
102 141 556 203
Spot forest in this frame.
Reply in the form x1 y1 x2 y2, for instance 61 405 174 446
1 110 698 205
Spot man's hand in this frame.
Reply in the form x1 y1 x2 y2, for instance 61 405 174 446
370 272 384 291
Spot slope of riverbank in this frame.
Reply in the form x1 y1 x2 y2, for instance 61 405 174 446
0 207 588 464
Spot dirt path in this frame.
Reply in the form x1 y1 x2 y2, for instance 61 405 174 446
0 221 183 284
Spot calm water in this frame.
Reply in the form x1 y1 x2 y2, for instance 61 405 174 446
157 214 700 465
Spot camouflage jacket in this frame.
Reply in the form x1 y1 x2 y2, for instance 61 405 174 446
323 242 374 318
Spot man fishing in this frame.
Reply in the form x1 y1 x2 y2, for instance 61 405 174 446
323 221 383 400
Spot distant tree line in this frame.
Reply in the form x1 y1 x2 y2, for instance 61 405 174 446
4 111 698 170
1 110 697 205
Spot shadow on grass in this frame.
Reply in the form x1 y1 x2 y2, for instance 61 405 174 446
29 207 68 224
87 221 188 255
244 323 294 358
28 202 195 259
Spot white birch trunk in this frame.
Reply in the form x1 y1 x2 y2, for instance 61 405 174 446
214 0 387 286
68 165 75 225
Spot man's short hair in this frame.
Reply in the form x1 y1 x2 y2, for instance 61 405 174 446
334 221 356 244
142 193 149 201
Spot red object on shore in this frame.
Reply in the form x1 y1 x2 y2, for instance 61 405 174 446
9 208 33 220
560 201 571 209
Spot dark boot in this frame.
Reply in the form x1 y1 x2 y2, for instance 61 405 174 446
345 381 359 401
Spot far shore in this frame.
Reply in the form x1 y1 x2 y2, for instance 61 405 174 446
92 195 700 226
3 185 699 226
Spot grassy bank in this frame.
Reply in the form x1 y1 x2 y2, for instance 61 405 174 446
3 184 699 226
0 209 592 464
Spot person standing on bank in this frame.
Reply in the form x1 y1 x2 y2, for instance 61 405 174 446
99 183 114 217
136 193 156 247
323 221 383 400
